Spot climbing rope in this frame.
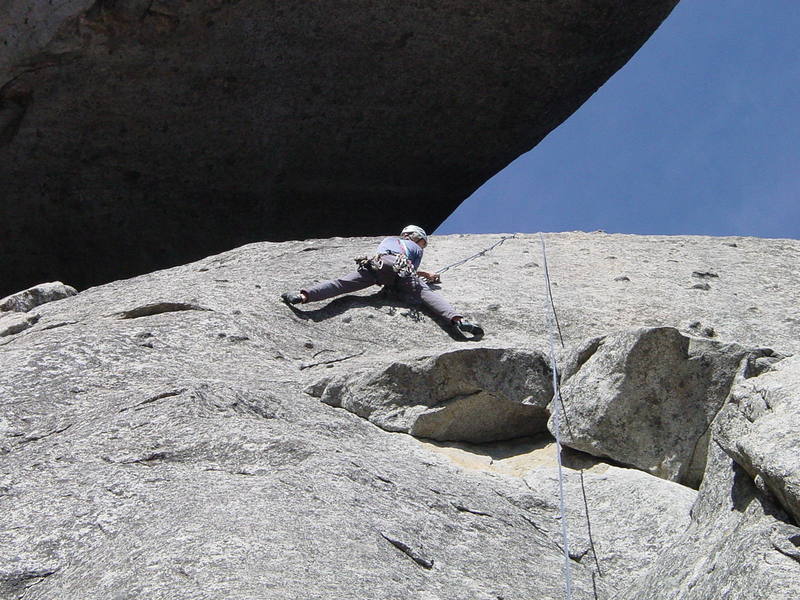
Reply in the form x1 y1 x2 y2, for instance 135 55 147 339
541 233 573 600
434 234 516 275
539 233 602 599
540 233 565 347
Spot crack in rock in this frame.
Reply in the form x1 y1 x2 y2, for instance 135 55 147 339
0 313 40 337
19 423 73 444
453 503 495 518
112 302 210 319
379 532 434 570
771 526 800 563
120 388 187 412
0 567 59 596
40 321 79 331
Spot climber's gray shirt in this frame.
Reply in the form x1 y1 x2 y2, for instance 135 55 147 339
376 236 423 270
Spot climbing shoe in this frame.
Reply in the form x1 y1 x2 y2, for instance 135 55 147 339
281 292 304 305
456 319 484 338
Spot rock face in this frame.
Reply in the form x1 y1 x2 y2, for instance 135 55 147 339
0 282 76 338
0 1 678 296
716 355 800 524
517 462 696 593
0 281 78 313
1 232 799 598
0 312 41 338
308 347 553 443
553 327 778 487
619 440 800 600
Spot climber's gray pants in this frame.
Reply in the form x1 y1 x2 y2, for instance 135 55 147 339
302 255 461 322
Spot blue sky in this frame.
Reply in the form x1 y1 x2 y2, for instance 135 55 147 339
436 1 800 239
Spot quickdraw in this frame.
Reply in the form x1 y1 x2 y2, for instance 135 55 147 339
388 252 416 278
354 253 417 278
354 255 383 273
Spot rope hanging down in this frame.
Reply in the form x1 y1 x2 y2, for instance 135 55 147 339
539 233 565 347
539 233 603 599
540 233 573 600
435 234 516 275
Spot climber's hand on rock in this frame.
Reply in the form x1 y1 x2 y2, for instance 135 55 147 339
418 271 440 283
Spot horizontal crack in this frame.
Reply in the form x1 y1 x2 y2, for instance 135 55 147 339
120 388 187 412
300 350 365 370
112 302 210 319
453 503 494 518
19 423 73 444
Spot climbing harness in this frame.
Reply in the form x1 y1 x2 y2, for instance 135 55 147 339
389 252 417 278
356 236 419 279
354 252 417 280
435 234 516 275
539 233 602 600
391 238 419 277
353 245 418 303
354 255 383 273
356 233 515 282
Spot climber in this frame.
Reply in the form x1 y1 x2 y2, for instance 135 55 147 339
281 225 484 338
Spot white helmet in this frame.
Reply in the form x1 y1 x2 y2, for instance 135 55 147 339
401 225 428 242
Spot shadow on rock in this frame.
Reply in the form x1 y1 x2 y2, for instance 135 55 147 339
282 291 477 341
307 347 553 443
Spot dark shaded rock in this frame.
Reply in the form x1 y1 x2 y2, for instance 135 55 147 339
692 271 720 279
0 312 41 338
111 302 210 320
0 1 678 295
687 321 716 338
0 282 77 312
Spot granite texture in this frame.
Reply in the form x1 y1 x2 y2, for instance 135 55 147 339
2 231 799 598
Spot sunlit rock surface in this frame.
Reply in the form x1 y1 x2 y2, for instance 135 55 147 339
554 327 777 487
1 232 799 598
